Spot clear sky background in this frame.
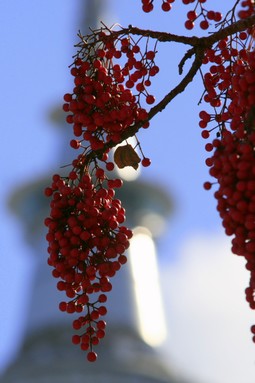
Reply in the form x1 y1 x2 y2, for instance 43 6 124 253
1 1 255 382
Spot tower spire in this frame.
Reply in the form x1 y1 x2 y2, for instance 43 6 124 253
80 0 109 33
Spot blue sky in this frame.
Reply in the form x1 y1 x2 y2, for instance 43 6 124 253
1 1 255 382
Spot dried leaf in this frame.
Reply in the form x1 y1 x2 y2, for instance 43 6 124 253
114 144 141 170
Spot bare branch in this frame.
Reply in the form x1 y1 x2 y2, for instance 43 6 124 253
200 14 255 47
122 26 200 46
178 47 195 75
112 14 255 48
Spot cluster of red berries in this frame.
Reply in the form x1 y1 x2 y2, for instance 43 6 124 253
184 8 222 30
64 27 160 150
205 128 255 322
201 2 255 340
229 53 255 136
45 25 159 361
45 0 255 360
238 0 255 19
141 0 208 13
45 166 132 361
204 52 255 265
141 0 174 13
140 0 222 30
200 50 255 140
198 3 255 137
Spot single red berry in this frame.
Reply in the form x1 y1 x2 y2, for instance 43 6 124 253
95 168 105 179
81 342 89 351
132 45 140 53
142 157 151 167
239 31 247 40
201 130 210 139
70 139 81 149
207 11 215 20
97 320 106 329
146 95 155 105
72 335 81 344
149 66 159 76
63 93 72 102
214 12 222 22
98 294 107 303
205 143 213 152
162 2 171 11
185 20 194 30
69 171 77 180
44 187 53 197
98 306 107 316
66 115 73 124
200 20 209 30
97 329 105 339
146 51 156 60
203 182 212 190
142 1 153 13
106 162 115 171
187 10 197 21
87 351 97 362
118 255 127 264
59 302 67 312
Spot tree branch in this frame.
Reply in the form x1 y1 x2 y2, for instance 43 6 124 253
200 14 255 47
83 14 255 163
122 26 200 46
115 14 255 48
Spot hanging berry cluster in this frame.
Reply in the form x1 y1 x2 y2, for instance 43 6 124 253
201 1 255 340
63 26 160 150
45 167 131 362
45 24 159 362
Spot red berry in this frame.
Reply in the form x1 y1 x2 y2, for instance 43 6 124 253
185 20 194 30
87 351 97 362
72 335 81 344
214 12 222 22
63 93 72 102
146 51 156 60
161 2 171 11
207 11 215 20
200 20 209 30
146 95 155 105
201 130 210 139
70 139 81 149
203 182 212 190
142 157 151 167
44 187 53 197
187 10 197 21
106 162 115 171
59 302 67 312
142 3 153 12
